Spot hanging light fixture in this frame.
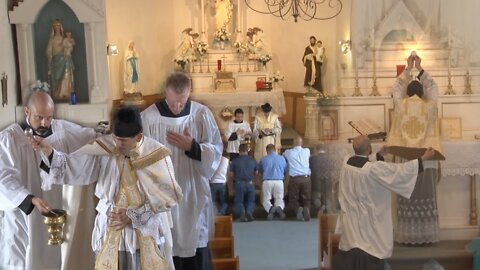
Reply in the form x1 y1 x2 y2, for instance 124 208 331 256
244 0 343 23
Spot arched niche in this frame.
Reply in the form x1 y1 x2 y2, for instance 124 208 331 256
9 0 110 126
34 1 88 103
9 0 109 105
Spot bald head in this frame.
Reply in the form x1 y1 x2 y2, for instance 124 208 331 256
293 136 303 147
352 135 371 156
24 91 55 136
26 91 54 108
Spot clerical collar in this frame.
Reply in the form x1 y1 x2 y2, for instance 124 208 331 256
355 154 369 158
234 120 243 124
156 99 191 118
19 121 53 138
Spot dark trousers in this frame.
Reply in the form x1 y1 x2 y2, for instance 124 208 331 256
233 181 255 217
210 183 228 215
173 247 213 270
288 176 311 211
229 152 239 161
332 248 384 270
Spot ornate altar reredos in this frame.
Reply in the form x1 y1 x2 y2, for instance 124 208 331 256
9 0 109 126
175 0 285 132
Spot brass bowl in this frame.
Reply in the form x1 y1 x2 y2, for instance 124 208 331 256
42 209 67 245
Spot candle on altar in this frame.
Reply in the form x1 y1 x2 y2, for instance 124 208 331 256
237 0 241 31
217 60 222 71
201 0 205 33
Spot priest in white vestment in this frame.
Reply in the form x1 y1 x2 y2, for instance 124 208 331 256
224 108 252 160
332 135 436 270
388 55 441 245
0 90 95 270
141 72 222 270
36 106 183 270
253 103 282 161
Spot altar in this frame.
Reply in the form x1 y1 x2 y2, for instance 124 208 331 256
191 88 286 132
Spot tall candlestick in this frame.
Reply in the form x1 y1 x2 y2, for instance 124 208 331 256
201 0 205 33
237 0 241 31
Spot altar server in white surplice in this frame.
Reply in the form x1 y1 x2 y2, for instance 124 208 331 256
224 108 252 160
0 89 95 270
141 72 222 270
35 106 182 270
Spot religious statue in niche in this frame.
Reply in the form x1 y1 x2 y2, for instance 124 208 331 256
46 19 75 101
215 0 233 31
302 35 323 94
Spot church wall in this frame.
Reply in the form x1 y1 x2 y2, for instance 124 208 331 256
105 0 175 100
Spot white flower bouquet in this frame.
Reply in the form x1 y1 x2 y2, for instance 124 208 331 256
257 54 272 65
196 41 209 56
214 27 231 42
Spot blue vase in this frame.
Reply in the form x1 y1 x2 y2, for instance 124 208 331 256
70 92 77 105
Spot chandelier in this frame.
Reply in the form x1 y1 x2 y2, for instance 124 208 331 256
244 0 343 23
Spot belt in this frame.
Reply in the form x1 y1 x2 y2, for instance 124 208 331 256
236 180 253 184
290 175 310 178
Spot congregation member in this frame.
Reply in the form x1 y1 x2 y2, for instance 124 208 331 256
141 71 223 270
34 106 182 270
229 143 258 222
224 108 252 160
332 135 435 270
389 54 441 245
0 88 95 270
210 155 230 216
258 144 288 220
283 136 312 221
309 143 332 213
253 103 282 161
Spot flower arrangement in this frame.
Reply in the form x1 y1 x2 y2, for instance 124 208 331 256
257 54 272 65
31 80 50 92
196 41 209 56
269 71 284 83
234 42 248 54
173 57 190 70
214 27 231 42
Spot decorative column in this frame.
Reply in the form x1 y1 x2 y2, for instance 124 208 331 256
304 96 321 140
86 22 102 103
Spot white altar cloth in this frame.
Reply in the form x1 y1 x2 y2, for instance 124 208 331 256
440 141 480 176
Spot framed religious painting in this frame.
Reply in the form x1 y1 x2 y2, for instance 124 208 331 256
319 109 338 140
440 117 462 140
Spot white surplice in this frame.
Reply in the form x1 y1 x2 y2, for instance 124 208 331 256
42 135 183 270
141 101 223 257
337 156 419 259
0 120 95 270
224 120 252 154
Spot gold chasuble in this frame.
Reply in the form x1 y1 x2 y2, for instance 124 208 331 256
387 95 444 160
92 136 180 270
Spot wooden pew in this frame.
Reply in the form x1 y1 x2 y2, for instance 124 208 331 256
212 256 240 270
326 233 341 270
210 237 235 259
318 213 339 270
215 215 233 238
